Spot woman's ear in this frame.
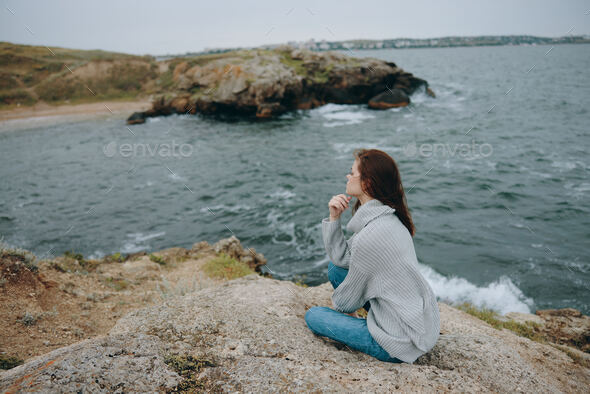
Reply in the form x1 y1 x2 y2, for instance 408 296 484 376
361 178 371 194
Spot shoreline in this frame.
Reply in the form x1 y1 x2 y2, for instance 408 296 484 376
0 100 152 132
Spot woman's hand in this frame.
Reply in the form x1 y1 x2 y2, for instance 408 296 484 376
328 194 352 221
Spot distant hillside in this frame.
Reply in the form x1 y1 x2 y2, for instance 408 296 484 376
1 42 336 110
0 42 160 109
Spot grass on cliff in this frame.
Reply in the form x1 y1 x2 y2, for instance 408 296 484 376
32 62 157 104
456 302 545 342
292 274 308 288
455 302 590 367
0 41 157 108
278 51 335 83
0 354 24 370
202 252 254 280
149 253 167 266
0 241 38 273
547 343 590 369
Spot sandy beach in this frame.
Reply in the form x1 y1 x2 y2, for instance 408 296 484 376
0 100 152 132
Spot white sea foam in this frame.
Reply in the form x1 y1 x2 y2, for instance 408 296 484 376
199 204 251 214
485 161 497 169
88 250 106 259
551 161 577 170
266 210 297 246
121 231 166 254
134 180 154 189
410 83 467 112
441 159 473 171
314 103 350 114
408 89 430 104
323 111 372 122
321 108 375 127
550 158 588 172
574 183 590 192
419 263 535 315
332 141 403 156
564 182 590 199
168 173 186 181
520 165 553 179
268 188 296 200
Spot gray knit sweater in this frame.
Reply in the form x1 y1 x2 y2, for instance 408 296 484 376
322 198 440 363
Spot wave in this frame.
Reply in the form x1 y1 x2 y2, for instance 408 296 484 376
314 103 351 114
133 180 154 190
564 182 590 199
199 204 252 214
121 231 166 254
495 191 528 201
551 160 586 171
317 104 376 127
168 173 186 182
266 209 297 247
267 188 296 201
0 215 14 223
420 263 535 315
408 82 468 112
88 250 106 260
332 141 403 156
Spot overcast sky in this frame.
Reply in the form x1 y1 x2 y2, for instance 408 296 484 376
2 0 589 56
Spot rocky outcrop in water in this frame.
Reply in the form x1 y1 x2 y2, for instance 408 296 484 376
127 46 435 124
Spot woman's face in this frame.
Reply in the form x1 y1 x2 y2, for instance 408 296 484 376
346 159 363 196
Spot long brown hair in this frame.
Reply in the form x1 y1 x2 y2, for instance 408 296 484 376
351 148 416 237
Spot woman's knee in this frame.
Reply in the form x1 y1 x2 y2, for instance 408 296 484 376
304 306 323 329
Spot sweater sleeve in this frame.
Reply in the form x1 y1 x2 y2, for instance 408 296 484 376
321 216 352 269
331 262 373 313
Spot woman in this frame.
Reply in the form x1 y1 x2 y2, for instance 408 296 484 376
304 148 440 364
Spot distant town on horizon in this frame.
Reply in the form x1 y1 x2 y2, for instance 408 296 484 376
164 34 590 59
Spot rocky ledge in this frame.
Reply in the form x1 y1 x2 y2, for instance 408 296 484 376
1 237 589 392
127 46 435 124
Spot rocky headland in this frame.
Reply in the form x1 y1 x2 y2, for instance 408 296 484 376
1 42 434 125
126 46 435 124
1 238 589 393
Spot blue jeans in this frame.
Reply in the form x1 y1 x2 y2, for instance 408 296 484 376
304 261 403 363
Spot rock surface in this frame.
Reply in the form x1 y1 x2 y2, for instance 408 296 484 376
127 46 435 123
3 273 589 393
368 89 410 109
507 308 590 353
0 236 263 363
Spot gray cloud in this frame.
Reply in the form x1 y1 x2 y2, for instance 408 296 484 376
1 0 589 55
